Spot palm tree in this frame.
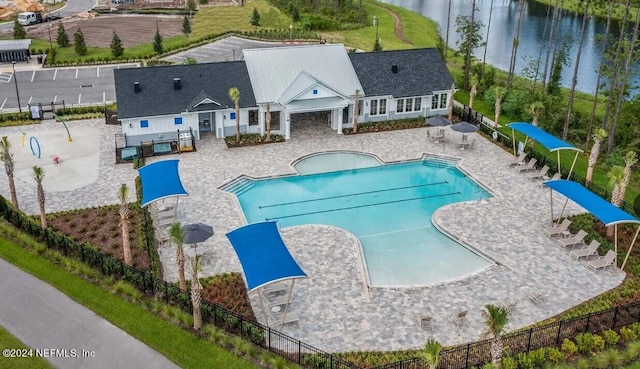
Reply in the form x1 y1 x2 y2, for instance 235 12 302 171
619 151 638 203
507 0 525 89
265 103 272 142
482 304 510 366
118 184 133 266
607 165 625 237
352 89 360 133
228 87 241 144
421 338 443 369
448 83 455 122
190 253 203 330
31 165 47 228
468 74 479 109
492 86 507 127
0 136 18 210
525 101 545 127
168 223 187 290
586 128 607 187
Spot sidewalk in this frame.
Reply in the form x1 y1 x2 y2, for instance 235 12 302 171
0 258 180 369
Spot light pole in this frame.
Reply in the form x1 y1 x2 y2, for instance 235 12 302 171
289 24 293 41
48 24 54 64
373 16 379 44
11 62 22 113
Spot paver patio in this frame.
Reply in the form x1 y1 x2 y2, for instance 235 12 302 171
0 119 625 353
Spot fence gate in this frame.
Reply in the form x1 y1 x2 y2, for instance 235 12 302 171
105 108 119 125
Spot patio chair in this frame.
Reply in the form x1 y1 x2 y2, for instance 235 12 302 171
516 158 538 173
264 294 290 308
271 312 299 326
468 138 477 149
528 165 550 181
414 313 433 331
539 172 561 188
587 250 617 272
500 299 518 313
570 240 601 260
543 219 571 238
557 229 588 248
528 289 545 306
508 152 527 167
450 310 468 326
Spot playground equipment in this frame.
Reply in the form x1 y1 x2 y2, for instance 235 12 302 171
29 136 41 158
53 114 73 142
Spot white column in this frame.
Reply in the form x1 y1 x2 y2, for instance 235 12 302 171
258 105 265 136
337 108 343 134
285 112 291 140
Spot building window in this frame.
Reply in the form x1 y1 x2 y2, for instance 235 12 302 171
432 94 448 110
140 120 148 128
397 99 404 113
415 97 422 111
379 99 387 114
230 112 236 120
174 117 182 125
405 98 413 112
370 99 378 115
313 89 318 95
248 110 259 126
397 97 421 113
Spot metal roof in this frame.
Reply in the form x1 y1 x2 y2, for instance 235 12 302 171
0 39 32 52
243 44 362 104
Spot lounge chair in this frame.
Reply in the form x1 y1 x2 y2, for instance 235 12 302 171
450 310 468 326
587 250 617 271
468 138 477 149
262 282 288 297
414 314 433 331
528 289 545 306
528 165 550 181
570 240 601 260
557 229 588 248
509 152 527 167
539 172 561 188
271 312 299 326
543 219 571 238
516 158 538 173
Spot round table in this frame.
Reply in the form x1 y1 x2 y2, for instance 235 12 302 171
271 306 281 314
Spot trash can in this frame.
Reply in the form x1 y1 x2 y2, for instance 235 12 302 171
37 56 43 64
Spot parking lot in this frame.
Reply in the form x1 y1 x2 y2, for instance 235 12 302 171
0 63 138 113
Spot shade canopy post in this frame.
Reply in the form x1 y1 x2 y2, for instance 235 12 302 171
511 129 517 156
567 151 580 180
621 227 640 270
279 279 296 330
557 151 561 176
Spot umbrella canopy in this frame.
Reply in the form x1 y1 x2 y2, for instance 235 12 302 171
182 223 214 244
450 121 478 133
426 116 452 127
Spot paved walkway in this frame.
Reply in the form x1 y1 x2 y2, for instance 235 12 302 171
0 119 626 353
0 258 179 369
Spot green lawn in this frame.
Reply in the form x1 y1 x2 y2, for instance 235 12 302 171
0 227 257 369
0 326 53 369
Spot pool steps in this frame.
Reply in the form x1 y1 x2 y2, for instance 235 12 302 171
222 177 255 196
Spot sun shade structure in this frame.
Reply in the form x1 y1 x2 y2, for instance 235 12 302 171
226 221 307 329
544 179 640 271
508 123 583 179
138 159 188 207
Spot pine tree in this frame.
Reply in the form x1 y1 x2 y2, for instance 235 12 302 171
250 7 260 27
13 19 26 40
56 24 69 47
73 28 87 55
373 38 382 52
153 29 164 55
182 16 191 37
186 0 196 12
110 31 124 58
291 6 300 23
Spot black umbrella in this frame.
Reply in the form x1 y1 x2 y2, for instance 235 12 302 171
182 223 214 244
426 116 452 127
450 121 478 133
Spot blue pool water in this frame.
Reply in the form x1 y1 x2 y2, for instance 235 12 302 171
224 158 493 286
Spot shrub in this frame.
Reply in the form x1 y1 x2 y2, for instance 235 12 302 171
501 356 517 369
576 332 605 355
528 348 545 368
516 352 533 369
561 338 578 359
620 326 637 343
547 347 564 363
602 329 620 347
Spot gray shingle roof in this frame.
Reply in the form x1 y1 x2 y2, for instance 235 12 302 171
0 39 32 52
348 48 453 98
114 61 256 119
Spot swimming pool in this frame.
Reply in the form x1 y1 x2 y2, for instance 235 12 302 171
223 154 493 286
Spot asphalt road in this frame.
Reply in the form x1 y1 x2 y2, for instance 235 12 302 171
0 258 179 369
0 64 137 112
0 0 98 33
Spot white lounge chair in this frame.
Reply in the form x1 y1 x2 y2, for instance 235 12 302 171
528 165 550 180
587 250 617 271
262 282 288 297
543 219 571 238
557 229 588 248
570 240 601 260
516 158 538 173
450 310 468 326
272 312 299 326
509 152 527 167
528 289 545 306
539 172 561 187
414 313 433 331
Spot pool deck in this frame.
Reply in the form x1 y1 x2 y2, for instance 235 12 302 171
0 119 626 353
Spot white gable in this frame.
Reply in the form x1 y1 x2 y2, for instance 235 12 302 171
278 71 346 105
243 44 363 104
193 97 221 108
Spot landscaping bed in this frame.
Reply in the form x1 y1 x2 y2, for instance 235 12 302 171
224 133 285 148
342 117 425 135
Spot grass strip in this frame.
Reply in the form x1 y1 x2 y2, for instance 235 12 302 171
0 236 257 369
0 325 53 369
